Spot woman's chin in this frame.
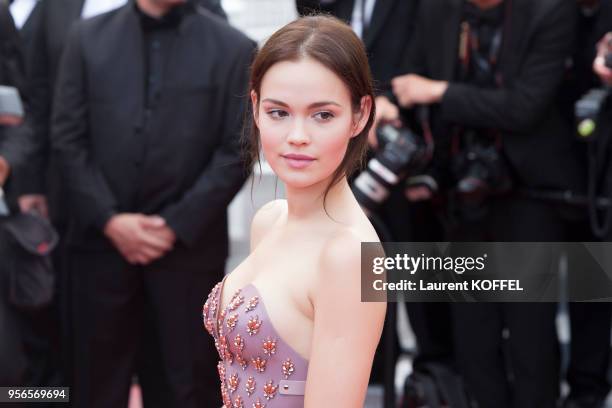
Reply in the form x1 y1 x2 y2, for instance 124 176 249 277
275 172 326 190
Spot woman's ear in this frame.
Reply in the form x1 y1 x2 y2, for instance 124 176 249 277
251 90 260 128
351 95 373 138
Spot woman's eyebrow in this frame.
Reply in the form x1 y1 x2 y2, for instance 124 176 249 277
309 101 341 108
262 98 341 108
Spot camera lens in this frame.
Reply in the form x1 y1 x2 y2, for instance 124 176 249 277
605 52 612 69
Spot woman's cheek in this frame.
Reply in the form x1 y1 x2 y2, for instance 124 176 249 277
259 130 287 177
319 124 352 165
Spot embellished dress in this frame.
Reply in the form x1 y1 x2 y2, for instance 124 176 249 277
203 276 309 408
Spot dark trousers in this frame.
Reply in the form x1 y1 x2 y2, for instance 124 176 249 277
564 219 612 405
566 302 612 404
449 196 578 408
383 194 454 367
405 302 454 366
452 302 559 408
0 216 64 408
69 244 223 408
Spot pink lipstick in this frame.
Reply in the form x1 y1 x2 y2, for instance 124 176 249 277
282 153 315 169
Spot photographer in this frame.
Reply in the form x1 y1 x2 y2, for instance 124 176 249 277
557 2 612 407
379 0 584 406
296 0 418 94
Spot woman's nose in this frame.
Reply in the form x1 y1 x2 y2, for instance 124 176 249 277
287 119 310 145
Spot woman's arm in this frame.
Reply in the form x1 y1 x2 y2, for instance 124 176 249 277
304 231 386 407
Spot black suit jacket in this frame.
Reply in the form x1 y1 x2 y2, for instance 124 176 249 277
51 5 254 258
23 0 227 223
29 0 226 86
13 0 42 55
296 0 418 92
402 0 584 193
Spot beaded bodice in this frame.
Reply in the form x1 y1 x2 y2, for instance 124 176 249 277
203 276 309 408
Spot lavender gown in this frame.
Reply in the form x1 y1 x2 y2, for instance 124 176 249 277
203 275 309 407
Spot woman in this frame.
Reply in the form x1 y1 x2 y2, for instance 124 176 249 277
203 15 386 407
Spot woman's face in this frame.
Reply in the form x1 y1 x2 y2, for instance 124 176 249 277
253 57 370 190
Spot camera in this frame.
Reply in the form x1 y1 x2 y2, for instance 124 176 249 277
575 88 609 140
606 52 612 69
451 131 513 219
352 123 431 214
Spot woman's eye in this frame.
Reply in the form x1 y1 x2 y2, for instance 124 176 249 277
314 111 335 122
267 109 289 120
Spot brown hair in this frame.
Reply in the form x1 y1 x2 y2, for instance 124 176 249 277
244 15 376 201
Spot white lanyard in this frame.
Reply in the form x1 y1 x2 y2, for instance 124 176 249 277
351 0 376 39
9 0 38 30
81 0 128 19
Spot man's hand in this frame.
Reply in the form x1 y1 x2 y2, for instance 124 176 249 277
143 223 176 250
391 74 449 108
18 195 49 218
594 32 612 86
104 214 176 265
0 114 23 127
368 96 401 148
0 156 10 186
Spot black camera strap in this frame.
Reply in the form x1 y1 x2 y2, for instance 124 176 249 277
454 3 507 156
459 25 503 83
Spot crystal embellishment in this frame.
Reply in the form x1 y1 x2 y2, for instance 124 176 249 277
252 399 266 408
262 337 276 356
227 313 239 332
263 380 278 400
245 296 259 313
245 376 256 396
234 334 245 352
246 316 262 336
251 357 267 373
227 372 239 393
282 358 295 379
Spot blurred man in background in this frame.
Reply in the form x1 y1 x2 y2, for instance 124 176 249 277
558 2 612 407
22 0 228 395
51 0 254 406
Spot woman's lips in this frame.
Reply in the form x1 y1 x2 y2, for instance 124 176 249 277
282 153 315 169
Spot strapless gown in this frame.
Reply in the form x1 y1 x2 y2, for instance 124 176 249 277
203 275 309 407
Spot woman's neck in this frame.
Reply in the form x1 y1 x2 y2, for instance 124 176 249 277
284 176 356 225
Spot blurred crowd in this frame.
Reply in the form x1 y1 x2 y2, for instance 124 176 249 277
0 0 612 408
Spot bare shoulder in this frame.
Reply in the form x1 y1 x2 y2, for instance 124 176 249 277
250 199 287 251
318 220 379 286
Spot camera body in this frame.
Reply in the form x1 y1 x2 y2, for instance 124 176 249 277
450 131 513 219
352 124 430 213
606 52 612 69
575 88 610 140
